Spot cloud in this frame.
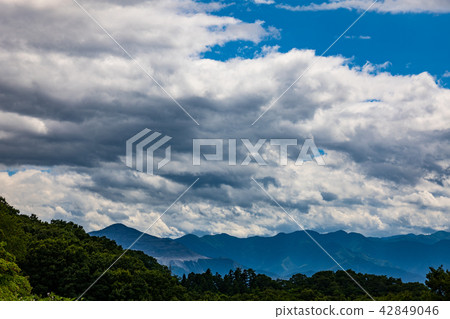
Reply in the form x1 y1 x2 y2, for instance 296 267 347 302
0 0 449 237
253 0 275 4
277 0 450 14
0 110 48 137
0 166 189 237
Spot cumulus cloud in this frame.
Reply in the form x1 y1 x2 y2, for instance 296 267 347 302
0 0 449 237
0 167 189 237
277 0 450 14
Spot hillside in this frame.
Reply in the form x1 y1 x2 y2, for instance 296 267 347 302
91 223 450 282
90 224 241 277
0 197 183 300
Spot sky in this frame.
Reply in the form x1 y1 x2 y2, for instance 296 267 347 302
0 0 449 238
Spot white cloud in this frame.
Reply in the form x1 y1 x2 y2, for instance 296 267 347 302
0 0 279 104
0 111 48 137
253 0 275 4
277 0 450 14
0 167 188 237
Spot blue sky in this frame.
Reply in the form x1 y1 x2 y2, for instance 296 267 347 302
201 1 450 87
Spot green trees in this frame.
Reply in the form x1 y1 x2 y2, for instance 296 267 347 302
426 266 450 300
22 237 90 297
178 267 434 301
178 267 447 301
0 242 32 300
86 251 185 300
0 196 184 300
0 197 28 262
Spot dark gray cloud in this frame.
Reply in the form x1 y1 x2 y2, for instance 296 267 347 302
321 191 337 202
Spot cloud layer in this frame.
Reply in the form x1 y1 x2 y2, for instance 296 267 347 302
0 0 449 238
277 0 450 14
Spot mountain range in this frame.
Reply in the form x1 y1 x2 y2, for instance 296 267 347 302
89 224 450 282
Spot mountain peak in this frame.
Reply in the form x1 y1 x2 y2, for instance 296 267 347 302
102 223 129 230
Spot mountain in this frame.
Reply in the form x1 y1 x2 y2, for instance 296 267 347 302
176 230 450 282
89 224 240 277
91 224 450 282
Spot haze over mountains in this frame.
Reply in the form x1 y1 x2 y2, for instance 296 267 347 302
90 224 450 282
89 224 240 276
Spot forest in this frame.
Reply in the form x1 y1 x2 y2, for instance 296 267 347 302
0 197 449 301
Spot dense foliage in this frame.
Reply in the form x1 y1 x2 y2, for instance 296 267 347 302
0 197 183 300
0 242 32 300
180 268 438 301
0 197 449 301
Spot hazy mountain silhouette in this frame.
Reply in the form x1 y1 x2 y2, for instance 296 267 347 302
90 224 240 276
91 224 450 282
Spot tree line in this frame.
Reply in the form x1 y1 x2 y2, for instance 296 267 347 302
0 197 449 301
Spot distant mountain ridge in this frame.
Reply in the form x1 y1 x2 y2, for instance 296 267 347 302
89 224 241 276
176 230 450 282
90 224 450 282
90 223 201 260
